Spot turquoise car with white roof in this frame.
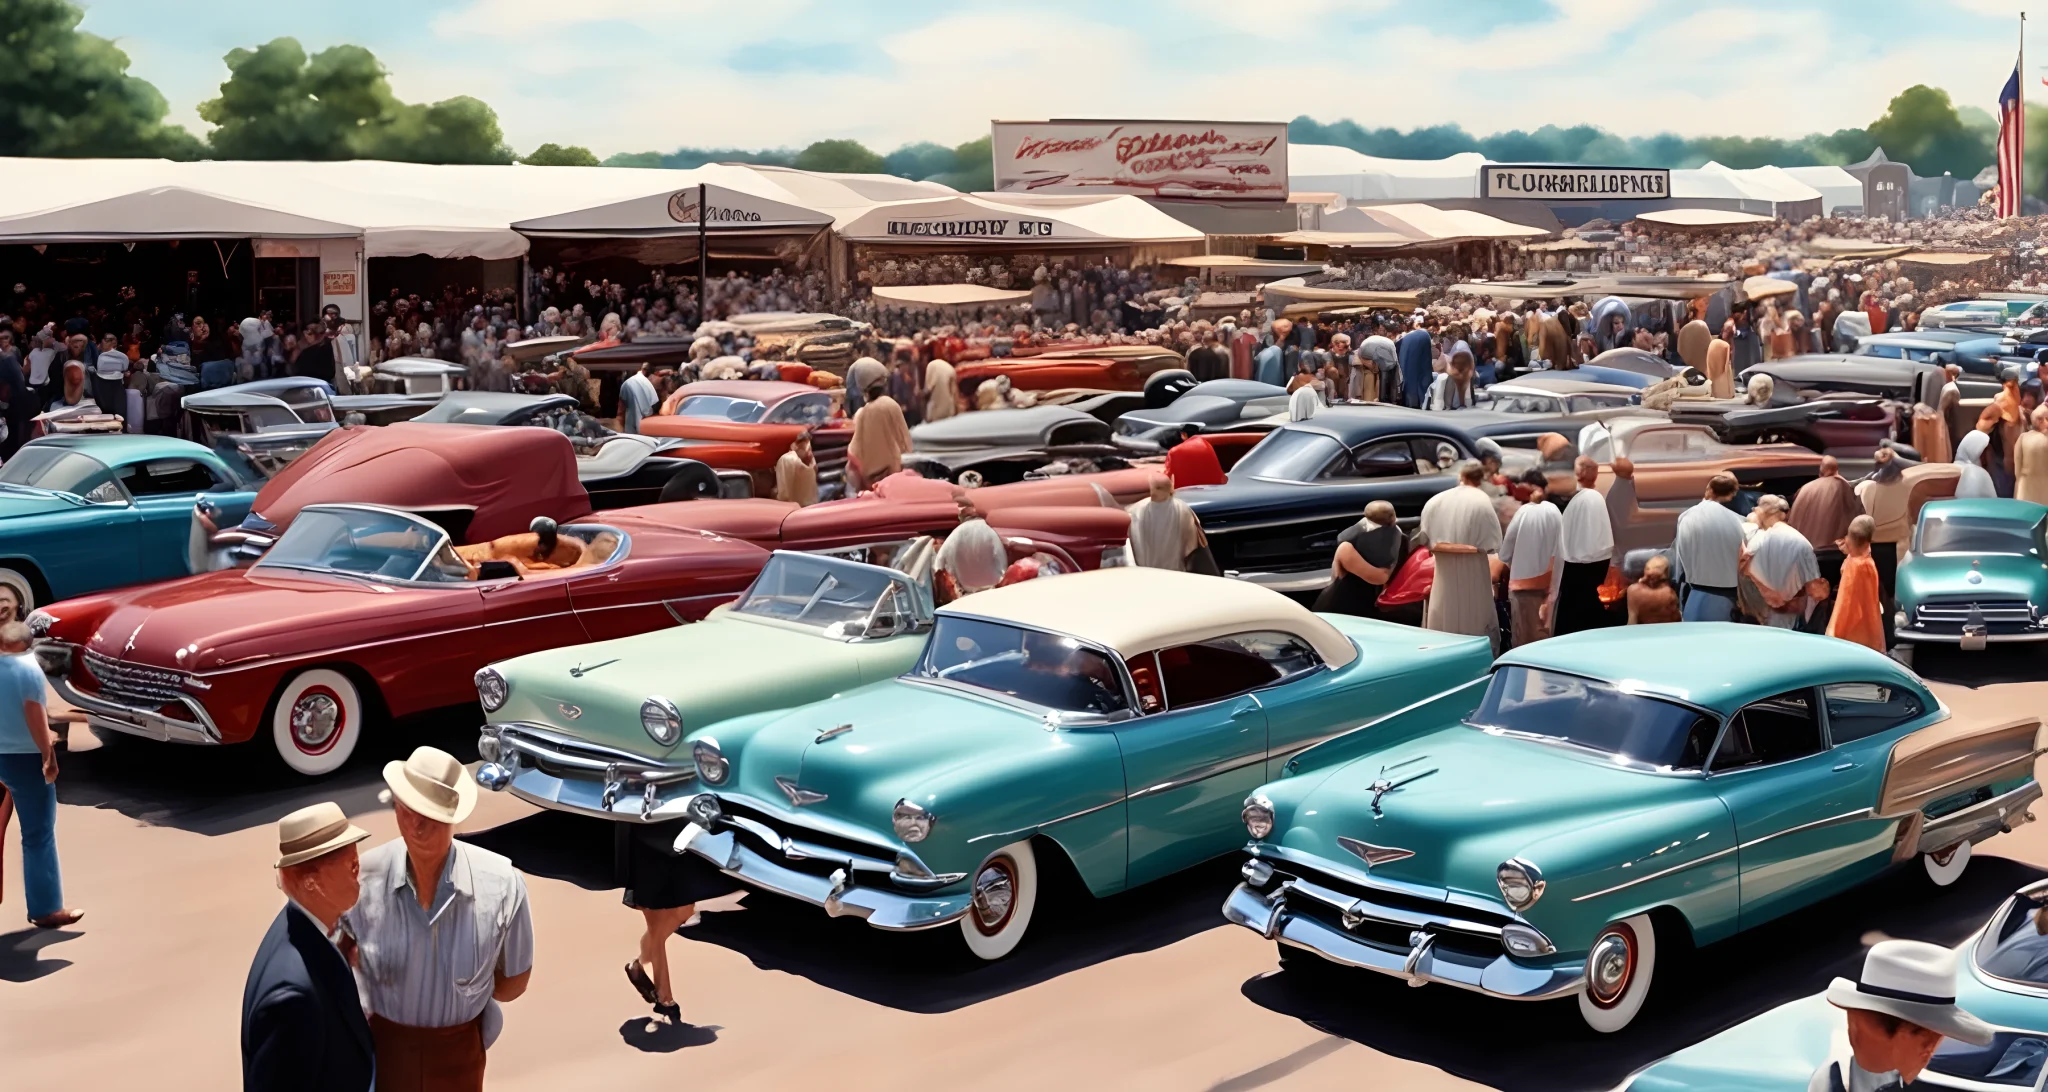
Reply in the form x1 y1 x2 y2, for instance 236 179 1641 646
1223 625 2044 1032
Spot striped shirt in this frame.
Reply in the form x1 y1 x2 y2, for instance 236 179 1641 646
344 840 533 1029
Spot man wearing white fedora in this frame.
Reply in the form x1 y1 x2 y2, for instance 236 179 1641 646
346 747 532 1092
1812 939 1995 1092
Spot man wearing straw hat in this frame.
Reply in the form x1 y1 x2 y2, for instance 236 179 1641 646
242 801 374 1092
347 747 532 1092
1810 939 1993 1092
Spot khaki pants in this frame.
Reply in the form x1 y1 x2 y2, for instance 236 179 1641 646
1510 588 1548 649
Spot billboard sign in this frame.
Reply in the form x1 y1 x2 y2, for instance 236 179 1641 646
991 120 1288 200
1480 165 1672 200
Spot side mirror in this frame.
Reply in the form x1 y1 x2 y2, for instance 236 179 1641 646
476 560 520 581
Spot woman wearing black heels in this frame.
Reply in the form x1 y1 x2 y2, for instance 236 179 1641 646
621 820 736 1023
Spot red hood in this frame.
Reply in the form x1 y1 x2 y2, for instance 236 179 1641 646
76 567 479 673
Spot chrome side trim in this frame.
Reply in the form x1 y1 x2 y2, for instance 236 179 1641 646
1568 809 1874 903
1570 845 1738 903
965 794 1125 844
1125 749 1269 801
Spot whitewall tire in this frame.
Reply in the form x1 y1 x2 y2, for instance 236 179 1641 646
0 565 36 615
1924 840 1971 887
1578 913 1657 1033
271 669 363 777
960 840 1038 961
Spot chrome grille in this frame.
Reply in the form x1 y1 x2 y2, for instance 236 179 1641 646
1917 599 2034 624
81 650 198 708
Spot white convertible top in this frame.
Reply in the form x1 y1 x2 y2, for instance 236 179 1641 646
943 567 1358 668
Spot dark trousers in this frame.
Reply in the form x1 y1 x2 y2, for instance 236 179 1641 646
371 1014 485 1092
1871 541 1898 648
1553 560 1611 636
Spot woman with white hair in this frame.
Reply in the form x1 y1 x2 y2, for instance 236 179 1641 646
1953 429 1997 498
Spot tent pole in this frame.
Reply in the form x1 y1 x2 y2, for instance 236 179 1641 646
696 182 708 326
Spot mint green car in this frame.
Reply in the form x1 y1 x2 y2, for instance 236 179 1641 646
1224 625 2044 1033
474 550 935 818
1894 498 2048 650
664 566 1495 961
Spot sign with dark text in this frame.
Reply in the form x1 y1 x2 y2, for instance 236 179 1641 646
1480 165 1671 199
885 218 1059 238
992 120 1288 200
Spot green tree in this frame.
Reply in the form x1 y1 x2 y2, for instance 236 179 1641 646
198 37 511 163
603 150 665 168
0 0 203 158
1865 85 1993 179
793 138 884 174
522 142 599 166
931 135 992 191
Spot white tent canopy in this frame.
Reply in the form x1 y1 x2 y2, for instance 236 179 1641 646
513 181 830 237
0 185 359 241
1274 202 1549 247
868 284 1032 308
837 192 1202 245
1288 145 1487 201
1635 208 1776 227
1780 165 1863 213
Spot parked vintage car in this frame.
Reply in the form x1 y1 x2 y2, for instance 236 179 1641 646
659 567 1495 959
1222 625 2044 1032
1920 298 2043 330
1895 499 2048 651
636 380 851 497
1743 354 1976 405
1112 379 1293 454
1580 347 1701 388
1666 389 1897 459
32 502 769 775
474 551 938 818
1855 329 2015 370
905 405 1128 485
181 377 434 481
1580 416 1824 526
0 434 259 610
1623 879 2048 1091
955 345 1187 400
1481 375 1642 415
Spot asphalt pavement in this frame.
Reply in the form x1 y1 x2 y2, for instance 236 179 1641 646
2 643 2044 1090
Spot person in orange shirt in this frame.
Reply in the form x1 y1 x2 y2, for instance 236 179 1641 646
1826 515 1885 652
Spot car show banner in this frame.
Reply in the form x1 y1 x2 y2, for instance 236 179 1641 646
1480 164 1671 199
991 120 1288 200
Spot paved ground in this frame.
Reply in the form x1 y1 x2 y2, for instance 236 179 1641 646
3 644 2045 1091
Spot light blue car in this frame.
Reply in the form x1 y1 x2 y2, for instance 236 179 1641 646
1627 879 2048 1090
1223 625 2043 1032
0 434 257 611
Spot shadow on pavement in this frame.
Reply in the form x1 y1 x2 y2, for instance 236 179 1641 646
463 810 616 891
1910 644 2047 689
0 927 82 982
52 708 482 837
1240 855 2043 1092
618 1018 721 1053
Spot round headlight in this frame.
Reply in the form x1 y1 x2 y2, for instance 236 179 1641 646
691 738 728 784
474 668 508 712
892 799 933 843
1242 794 1275 840
25 609 55 639
1496 857 1545 911
640 697 682 746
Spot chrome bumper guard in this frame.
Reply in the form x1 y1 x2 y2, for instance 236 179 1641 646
1920 780 2043 855
682 823 972 931
1222 879 1583 1002
481 723 700 823
50 674 221 745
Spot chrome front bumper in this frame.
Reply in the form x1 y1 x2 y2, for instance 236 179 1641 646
479 722 699 823
50 675 221 745
1918 780 2043 856
681 823 973 931
1222 880 1584 1002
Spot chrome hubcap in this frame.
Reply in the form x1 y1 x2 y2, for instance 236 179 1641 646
1588 930 1633 1005
971 862 1015 930
291 694 341 751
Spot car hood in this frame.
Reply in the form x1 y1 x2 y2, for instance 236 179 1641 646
81 567 478 673
723 679 1048 839
1273 725 1703 898
0 487 84 521
1900 553 2048 604
490 611 890 761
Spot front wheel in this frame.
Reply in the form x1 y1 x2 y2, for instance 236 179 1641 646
270 669 365 777
1925 840 1971 886
959 840 1038 961
1579 913 1658 1033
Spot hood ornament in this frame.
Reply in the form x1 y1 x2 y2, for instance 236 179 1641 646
1367 761 1437 819
557 702 583 720
1338 837 1415 869
569 658 618 678
815 723 852 743
775 776 828 807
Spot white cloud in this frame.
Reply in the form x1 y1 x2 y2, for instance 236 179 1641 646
427 0 806 40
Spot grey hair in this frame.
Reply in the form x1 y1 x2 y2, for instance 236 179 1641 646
1755 494 1789 515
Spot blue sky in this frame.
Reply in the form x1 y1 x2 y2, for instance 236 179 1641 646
78 0 2046 157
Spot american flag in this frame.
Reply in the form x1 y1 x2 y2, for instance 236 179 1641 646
1998 63 2024 218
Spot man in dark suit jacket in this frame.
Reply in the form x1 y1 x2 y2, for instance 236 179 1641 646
243 801 375 1092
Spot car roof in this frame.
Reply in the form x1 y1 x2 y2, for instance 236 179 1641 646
1496 623 1924 716
674 380 820 405
941 566 1357 668
24 433 215 466
1185 379 1288 400
1490 375 1641 396
1276 405 1475 446
1919 497 2048 524
410 391 572 423
1859 330 1979 346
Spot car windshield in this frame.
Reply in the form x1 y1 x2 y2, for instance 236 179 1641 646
1917 512 2042 556
1230 428 1343 481
1976 889 2048 987
912 616 1129 716
732 553 923 635
675 395 767 423
1467 665 1720 770
257 507 471 583
0 447 124 502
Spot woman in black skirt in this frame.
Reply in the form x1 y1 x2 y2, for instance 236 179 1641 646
621 819 737 1023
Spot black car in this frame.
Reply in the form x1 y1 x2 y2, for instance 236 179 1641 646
410 391 728 504
1111 379 1291 453
1179 406 1478 595
905 404 1129 486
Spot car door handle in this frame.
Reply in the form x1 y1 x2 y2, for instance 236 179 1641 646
1832 762 1859 772
1230 697 1261 722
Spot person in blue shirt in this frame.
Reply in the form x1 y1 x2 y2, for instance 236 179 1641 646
1397 322 1435 409
1254 318 1299 387
0 622 81 928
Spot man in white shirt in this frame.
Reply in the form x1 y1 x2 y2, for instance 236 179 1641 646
1498 476 1561 648
1673 473 1747 622
618 362 658 434
1549 456 1615 636
1742 494 1829 629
